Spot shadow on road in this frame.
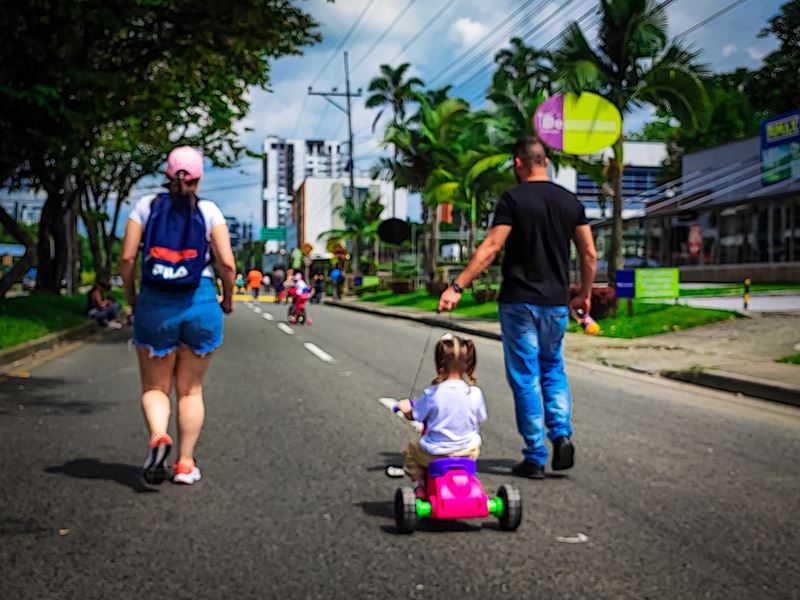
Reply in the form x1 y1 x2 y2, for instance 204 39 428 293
0 376 106 416
45 458 158 493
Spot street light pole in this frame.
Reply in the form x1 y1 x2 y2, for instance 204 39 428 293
308 52 363 274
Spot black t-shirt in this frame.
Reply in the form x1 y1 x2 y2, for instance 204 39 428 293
492 181 587 305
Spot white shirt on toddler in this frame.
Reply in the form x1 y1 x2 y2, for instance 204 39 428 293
412 379 488 455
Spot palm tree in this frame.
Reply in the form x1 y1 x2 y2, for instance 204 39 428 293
552 0 709 284
366 63 424 219
318 195 384 274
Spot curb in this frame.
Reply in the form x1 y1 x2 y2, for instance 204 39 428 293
324 299 800 408
323 299 501 341
0 321 97 367
664 370 800 408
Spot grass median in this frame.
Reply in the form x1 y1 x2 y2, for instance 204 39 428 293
358 290 740 339
0 290 126 350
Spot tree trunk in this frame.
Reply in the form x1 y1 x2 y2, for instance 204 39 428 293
80 190 106 283
427 203 440 282
37 185 79 293
351 237 361 276
607 138 625 286
0 205 36 297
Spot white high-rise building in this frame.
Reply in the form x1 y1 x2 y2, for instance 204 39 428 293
261 136 347 252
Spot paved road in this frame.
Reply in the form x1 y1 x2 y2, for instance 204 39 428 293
2 302 798 599
681 294 800 313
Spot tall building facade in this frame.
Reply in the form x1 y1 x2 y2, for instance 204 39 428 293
261 136 347 252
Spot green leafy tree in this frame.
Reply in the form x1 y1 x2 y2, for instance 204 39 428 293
0 0 319 292
318 196 385 273
552 0 709 284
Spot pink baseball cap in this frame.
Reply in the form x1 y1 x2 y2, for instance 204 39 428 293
166 146 204 181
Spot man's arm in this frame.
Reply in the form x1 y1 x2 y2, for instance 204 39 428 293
569 224 597 315
439 225 512 311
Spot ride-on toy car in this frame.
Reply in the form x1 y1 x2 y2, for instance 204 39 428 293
394 457 522 534
287 291 312 325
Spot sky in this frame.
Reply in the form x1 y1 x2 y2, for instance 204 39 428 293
5 0 784 229
187 0 784 228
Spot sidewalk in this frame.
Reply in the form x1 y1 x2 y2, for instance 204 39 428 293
325 298 800 407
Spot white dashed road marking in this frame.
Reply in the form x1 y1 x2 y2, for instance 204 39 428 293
303 343 334 363
277 323 294 335
379 397 423 431
253 306 262 314
262 313 274 321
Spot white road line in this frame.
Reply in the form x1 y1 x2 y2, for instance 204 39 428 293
262 313 274 321
253 306 263 314
277 323 294 335
378 397 397 410
303 343 334 363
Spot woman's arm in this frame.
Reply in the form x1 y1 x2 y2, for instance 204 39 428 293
120 220 142 308
209 223 236 314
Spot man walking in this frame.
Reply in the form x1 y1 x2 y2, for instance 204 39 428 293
439 136 597 479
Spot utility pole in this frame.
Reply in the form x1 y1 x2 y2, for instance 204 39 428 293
308 51 363 274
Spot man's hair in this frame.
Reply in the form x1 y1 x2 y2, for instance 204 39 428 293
512 136 548 169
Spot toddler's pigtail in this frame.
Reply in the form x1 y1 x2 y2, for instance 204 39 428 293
461 337 477 385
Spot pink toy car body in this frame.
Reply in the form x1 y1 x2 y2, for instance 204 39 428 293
394 457 521 533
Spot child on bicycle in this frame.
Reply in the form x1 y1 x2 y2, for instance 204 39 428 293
396 333 487 495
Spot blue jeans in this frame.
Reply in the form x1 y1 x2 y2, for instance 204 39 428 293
133 277 223 357
499 303 573 466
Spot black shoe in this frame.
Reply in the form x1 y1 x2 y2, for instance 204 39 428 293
511 460 545 479
551 436 575 471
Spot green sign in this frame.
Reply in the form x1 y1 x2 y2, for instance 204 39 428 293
634 268 679 299
260 227 286 241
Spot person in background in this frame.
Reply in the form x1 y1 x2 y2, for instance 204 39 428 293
235 273 244 294
312 273 324 303
247 267 263 300
330 266 343 300
86 280 122 329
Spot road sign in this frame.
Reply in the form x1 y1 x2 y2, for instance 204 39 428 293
534 92 622 155
635 268 679 299
260 227 286 241
302 242 314 256
616 269 636 299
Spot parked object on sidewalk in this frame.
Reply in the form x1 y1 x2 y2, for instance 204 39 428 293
743 278 751 310
394 457 521 534
573 309 600 335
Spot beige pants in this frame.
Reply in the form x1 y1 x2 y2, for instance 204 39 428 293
403 440 481 481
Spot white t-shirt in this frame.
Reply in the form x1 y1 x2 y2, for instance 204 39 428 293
412 380 488 455
128 194 226 279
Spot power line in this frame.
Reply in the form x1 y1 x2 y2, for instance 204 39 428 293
310 0 378 88
450 0 586 97
388 0 459 64
427 0 540 87
350 0 417 74
675 0 750 38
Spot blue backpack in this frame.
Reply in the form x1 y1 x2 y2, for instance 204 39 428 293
141 192 208 290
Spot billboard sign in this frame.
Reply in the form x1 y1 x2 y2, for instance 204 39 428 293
760 110 800 185
534 92 622 155
635 268 679 299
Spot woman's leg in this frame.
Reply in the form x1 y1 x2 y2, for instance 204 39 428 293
174 346 213 466
137 347 176 437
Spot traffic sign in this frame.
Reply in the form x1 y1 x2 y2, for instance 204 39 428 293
302 242 314 256
260 227 286 241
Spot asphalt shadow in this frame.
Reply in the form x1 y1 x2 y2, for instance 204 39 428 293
45 458 157 493
0 375 107 416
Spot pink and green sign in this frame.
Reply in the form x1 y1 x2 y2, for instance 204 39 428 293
534 92 622 155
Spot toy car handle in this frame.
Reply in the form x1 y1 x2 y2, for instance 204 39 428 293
393 400 416 413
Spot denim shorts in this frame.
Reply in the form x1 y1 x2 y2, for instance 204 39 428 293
133 277 223 357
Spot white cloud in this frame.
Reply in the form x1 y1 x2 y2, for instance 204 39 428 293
450 18 489 48
746 47 767 62
722 44 737 58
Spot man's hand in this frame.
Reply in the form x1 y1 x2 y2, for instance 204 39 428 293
438 286 462 312
220 297 233 314
569 293 591 316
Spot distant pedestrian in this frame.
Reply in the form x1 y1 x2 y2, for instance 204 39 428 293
262 273 271 293
247 267 263 300
439 136 597 479
120 146 236 485
312 273 324 303
86 280 122 329
235 273 244 294
330 267 343 300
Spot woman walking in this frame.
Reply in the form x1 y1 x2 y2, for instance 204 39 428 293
120 146 236 485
